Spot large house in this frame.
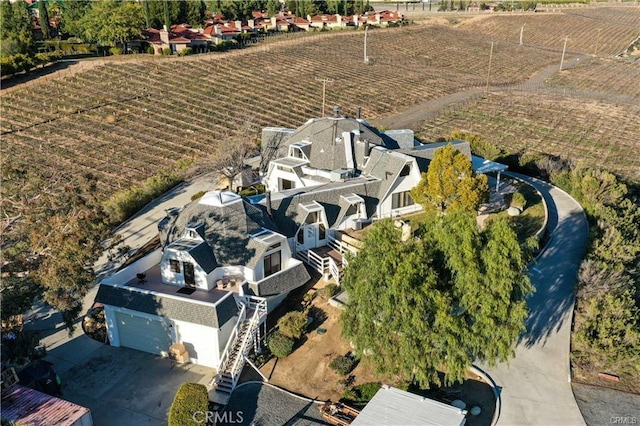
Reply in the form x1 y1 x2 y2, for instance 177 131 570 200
95 108 506 402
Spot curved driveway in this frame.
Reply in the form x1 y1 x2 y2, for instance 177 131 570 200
481 171 588 426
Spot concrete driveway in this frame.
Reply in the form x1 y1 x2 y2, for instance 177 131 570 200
57 340 212 426
481 172 589 426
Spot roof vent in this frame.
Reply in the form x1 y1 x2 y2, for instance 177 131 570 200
198 190 242 207
333 105 341 118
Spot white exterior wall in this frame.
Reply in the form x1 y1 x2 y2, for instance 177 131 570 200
102 250 162 286
252 235 292 280
265 166 303 192
160 250 209 290
171 318 219 368
377 163 422 219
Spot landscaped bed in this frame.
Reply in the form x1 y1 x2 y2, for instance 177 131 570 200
243 275 495 425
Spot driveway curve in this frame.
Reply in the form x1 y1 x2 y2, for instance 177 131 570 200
480 171 589 426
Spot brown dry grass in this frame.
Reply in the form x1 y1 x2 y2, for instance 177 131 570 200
260 280 384 402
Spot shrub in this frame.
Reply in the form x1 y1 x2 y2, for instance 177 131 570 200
277 311 307 339
103 171 183 224
168 382 208 426
109 47 123 55
511 192 526 209
178 47 193 56
324 283 339 298
190 190 207 201
162 48 172 56
329 355 355 376
146 45 155 55
268 331 294 358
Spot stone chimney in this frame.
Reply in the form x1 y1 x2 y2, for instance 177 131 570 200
234 20 242 30
160 26 170 44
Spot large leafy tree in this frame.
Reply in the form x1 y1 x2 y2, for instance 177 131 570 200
411 144 488 213
342 212 533 387
78 0 144 47
1 160 110 330
0 0 33 55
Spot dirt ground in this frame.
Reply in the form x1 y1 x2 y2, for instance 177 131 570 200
259 279 383 402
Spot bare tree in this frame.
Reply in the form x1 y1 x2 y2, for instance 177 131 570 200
208 119 260 192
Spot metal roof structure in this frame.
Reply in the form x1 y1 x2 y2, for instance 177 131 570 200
472 155 509 174
1 385 92 426
352 385 467 426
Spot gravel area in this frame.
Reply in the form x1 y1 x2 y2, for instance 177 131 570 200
221 382 329 426
573 383 640 426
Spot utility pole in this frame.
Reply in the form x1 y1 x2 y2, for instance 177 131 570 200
559 36 569 71
594 28 602 56
486 41 494 93
315 77 334 117
364 25 370 64
520 23 525 45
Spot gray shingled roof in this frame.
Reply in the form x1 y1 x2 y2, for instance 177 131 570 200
95 284 238 328
249 263 311 296
364 149 411 202
160 198 276 268
266 179 381 237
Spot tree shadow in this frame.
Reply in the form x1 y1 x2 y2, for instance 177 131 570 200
518 202 588 348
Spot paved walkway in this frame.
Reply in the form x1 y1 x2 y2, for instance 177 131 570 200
480 172 588 426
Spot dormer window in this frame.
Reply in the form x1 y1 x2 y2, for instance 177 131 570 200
170 259 181 273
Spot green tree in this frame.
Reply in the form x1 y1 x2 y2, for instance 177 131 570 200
58 0 91 38
1 162 110 331
410 144 488 213
79 0 144 48
186 0 205 27
266 0 280 16
0 0 33 55
38 0 52 40
342 213 532 387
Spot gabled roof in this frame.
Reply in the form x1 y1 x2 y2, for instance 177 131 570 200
364 148 412 202
282 117 399 171
267 178 381 237
159 192 277 267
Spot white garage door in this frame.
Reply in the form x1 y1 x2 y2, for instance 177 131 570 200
115 312 172 355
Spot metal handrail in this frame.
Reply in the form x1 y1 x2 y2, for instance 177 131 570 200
216 302 246 377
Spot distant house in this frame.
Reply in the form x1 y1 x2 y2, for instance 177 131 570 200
352 385 467 426
142 25 208 54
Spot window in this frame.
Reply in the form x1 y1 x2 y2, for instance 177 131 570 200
319 223 326 240
392 191 414 209
297 230 304 244
346 204 358 216
305 211 318 224
170 259 181 273
264 251 281 277
277 165 291 172
268 242 281 251
400 164 411 176
279 178 294 190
